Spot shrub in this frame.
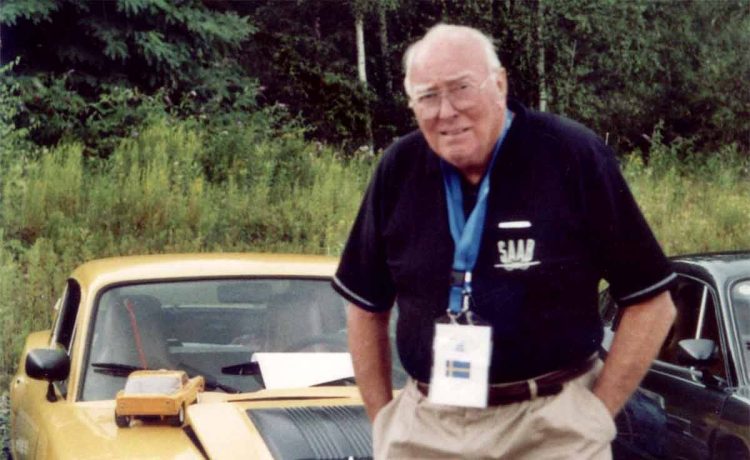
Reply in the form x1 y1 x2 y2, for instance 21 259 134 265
0 110 746 383
0 116 375 378
623 138 750 255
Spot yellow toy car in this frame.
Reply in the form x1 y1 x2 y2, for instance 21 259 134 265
9 253 405 459
114 370 204 427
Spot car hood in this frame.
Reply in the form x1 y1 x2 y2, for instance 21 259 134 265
61 387 371 460
188 387 372 459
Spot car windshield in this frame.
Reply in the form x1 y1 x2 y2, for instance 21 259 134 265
731 279 750 379
81 278 352 401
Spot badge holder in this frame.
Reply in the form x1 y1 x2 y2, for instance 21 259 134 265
429 114 510 409
428 278 492 408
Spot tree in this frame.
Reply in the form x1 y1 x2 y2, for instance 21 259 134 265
536 0 547 112
2 0 746 156
236 0 377 150
0 0 255 152
1 0 253 89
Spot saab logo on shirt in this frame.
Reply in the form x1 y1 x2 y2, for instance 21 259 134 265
495 221 540 271
445 360 471 379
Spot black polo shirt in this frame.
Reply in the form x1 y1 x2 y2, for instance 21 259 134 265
333 99 675 383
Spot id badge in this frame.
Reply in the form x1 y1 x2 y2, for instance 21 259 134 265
428 322 492 408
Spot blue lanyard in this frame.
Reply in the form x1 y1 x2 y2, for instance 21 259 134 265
441 110 513 316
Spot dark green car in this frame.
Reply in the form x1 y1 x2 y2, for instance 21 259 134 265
601 252 750 460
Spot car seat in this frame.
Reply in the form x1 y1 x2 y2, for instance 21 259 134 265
264 283 346 352
83 294 175 400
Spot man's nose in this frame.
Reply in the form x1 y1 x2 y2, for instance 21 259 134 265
436 93 459 119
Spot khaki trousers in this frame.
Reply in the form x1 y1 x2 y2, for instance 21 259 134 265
373 361 616 459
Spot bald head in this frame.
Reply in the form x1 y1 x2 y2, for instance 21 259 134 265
403 24 502 97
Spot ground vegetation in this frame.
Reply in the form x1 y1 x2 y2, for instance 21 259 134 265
0 0 747 388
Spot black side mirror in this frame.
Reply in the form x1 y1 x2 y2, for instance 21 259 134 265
677 338 716 366
25 348 70 402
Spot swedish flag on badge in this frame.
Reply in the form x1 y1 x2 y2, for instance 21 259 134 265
445 360 471 379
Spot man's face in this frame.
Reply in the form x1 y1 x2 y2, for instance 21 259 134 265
408 36 507 182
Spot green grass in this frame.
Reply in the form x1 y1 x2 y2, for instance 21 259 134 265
622 141 750 255
0 117 374 382
0 117 747 383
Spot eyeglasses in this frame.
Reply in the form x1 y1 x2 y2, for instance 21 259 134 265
409 74 494 119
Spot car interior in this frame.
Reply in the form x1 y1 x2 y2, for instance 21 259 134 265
658 278 729 383
81 279 349 400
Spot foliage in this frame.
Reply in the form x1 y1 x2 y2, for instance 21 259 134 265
0 116 374 378
0 0 748 385
1 110 748 379
0 0 58 25
11 74 168 157
0 234 24 387
0 59 32 167
2 0 747 156
424 0 749 155
622 131 750 255
0 0 253 89
1 0 256 153
237 1 380 149
218 0 749 155
641 1 750 152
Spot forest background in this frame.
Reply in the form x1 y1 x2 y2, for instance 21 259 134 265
0 0 748 389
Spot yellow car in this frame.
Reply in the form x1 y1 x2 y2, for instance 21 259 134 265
114 370 205 427
10 253 401 459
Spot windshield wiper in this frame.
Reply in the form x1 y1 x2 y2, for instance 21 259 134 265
91 361 241 393
177 362 241 394
221 361 261 376
202 376 241 393
90 362 143 377
312 376 357 386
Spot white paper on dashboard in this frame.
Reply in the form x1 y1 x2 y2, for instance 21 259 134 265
253 353 354 390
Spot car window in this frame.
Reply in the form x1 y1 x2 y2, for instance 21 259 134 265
80 278 354 401
598 289 617 351
659 276 729 381
50 279 82 396
730 279 750 379
51 279 82 351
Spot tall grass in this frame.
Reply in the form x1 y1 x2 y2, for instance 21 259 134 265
622 136 750 255
0 117 748 382
0 117 374 381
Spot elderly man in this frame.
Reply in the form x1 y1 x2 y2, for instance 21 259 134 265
332 24 676 459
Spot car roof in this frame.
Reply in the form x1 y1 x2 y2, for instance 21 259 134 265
672 251 750 282
71 253 339 293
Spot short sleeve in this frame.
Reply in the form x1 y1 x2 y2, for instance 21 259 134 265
332 155 396 312
585 144 676 307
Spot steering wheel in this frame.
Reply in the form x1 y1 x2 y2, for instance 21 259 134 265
283 334 348 352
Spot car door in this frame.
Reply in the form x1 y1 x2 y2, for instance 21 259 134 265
711 279 750 460
640 275 732 459
10 279 81 459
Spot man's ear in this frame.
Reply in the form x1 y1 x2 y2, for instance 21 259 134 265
494 68 508 101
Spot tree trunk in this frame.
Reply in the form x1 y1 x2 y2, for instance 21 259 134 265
356 15 367 86
536 0 548 112
378 5 392 94
355 14 373 151
564 40 578 114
